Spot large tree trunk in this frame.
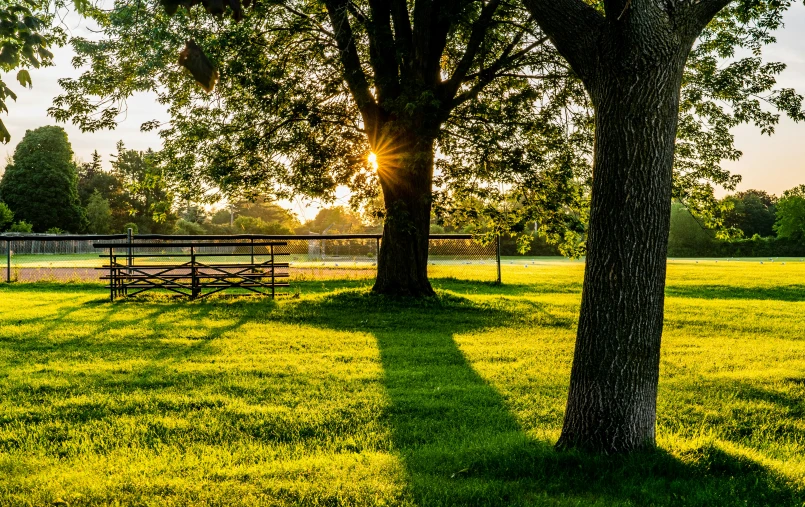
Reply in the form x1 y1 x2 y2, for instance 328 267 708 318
556 50 690 453
373 133 436 297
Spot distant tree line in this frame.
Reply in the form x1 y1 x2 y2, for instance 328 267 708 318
3 126 802 262
669 188 805 257
0 126 394 236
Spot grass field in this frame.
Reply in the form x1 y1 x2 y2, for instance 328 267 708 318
1 262 804 506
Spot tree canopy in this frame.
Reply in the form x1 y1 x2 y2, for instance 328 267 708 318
0 0 68 143
723 189 778 238
49 0 802 257
50 0 594 294
0 201 12 230
85 189 112 233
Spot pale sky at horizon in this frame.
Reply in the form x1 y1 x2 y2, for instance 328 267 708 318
0 6 803 219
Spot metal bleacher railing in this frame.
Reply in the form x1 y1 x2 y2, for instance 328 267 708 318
0 233 502 285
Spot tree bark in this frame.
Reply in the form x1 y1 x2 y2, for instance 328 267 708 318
373 132 436 297
521 0 736 454
556 46 691 453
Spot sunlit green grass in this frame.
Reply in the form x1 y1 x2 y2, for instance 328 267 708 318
0 262 804 506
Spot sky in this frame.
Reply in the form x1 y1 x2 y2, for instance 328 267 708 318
0 6 803 218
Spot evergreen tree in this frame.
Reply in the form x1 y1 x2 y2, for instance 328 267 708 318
0 126 86 232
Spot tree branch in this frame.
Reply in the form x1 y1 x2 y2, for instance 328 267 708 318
389 0 413 72
412 0 473 85
367 0 401 102
323 0 381 129
451 35 550 108
441 0 502 102
603 0 630 20
682 0 735 37
521 0 605 83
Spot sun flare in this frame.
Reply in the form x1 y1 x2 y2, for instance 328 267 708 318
368 152 379 171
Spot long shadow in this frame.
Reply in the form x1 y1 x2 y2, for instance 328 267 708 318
4 285 803 504
663 378 805 444
665 284 805 302
291 290 805 506
0 296 271 430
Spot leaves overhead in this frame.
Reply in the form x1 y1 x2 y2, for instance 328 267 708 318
0 0 65 143
49 0 804 253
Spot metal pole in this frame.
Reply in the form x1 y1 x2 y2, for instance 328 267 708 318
6 239 10 283
191 245 197 299
127 227 133 296
270 244 275 299
496 234 502 284
109 248 115 301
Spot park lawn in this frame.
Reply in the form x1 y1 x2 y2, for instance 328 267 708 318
0 262 804 506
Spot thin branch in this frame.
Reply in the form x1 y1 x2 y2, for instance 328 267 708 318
441 0 502 101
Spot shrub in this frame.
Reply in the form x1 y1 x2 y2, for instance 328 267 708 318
8 221 33 233
0 202 13 231
173 219 207 235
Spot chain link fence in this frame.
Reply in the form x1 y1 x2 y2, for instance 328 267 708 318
0 234 500 284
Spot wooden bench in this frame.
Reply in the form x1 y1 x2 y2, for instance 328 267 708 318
93 240 290 300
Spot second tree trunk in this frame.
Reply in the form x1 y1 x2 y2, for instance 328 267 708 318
557 53 688 453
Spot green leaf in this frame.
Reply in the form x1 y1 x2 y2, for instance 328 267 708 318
16 69 31 88
0 120 11 144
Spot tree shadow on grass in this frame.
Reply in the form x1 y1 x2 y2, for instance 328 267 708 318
290 290 805 506
0 297 272 428
665 284 805 302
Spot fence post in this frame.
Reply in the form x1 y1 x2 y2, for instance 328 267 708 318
6 239 10 283
191 245 198 298
126 227 133 296
270 244 275 299
109 247 115 301
126 227 133 270
496 234 502 284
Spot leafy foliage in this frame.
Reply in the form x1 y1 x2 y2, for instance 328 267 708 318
173 217 206 235
50 0 590 253
85 189 112 234
722 189 777 238
667 202 716 257
7 218 30 231
673 2 804 229
0 125 86 232
302 206 366 234
231 215 293 235
0 200 12 230
774 184 805 240
0 0 65 143
49 0 805 256
110 142 177 234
